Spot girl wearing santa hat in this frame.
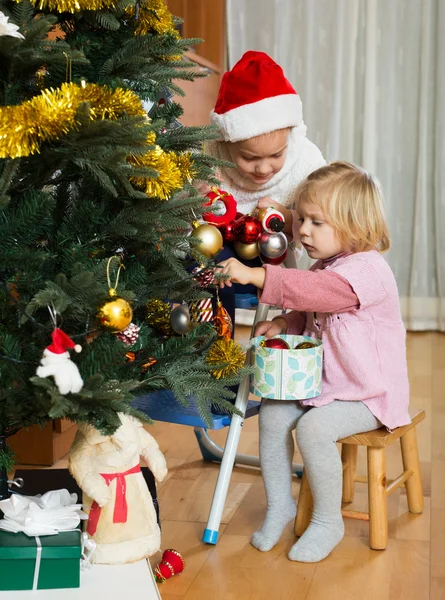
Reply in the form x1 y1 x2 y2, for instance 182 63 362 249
197 51 325 336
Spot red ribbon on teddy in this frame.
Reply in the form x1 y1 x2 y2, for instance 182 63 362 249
87 464 141 535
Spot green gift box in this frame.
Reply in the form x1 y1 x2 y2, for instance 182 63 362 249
0 529 81 591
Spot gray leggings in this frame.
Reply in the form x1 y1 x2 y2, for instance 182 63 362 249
259 399 380 521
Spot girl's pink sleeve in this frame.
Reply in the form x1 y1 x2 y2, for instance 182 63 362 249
260 265 359 313
278 311 307 335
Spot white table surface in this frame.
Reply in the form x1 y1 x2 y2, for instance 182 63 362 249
0 559 162 599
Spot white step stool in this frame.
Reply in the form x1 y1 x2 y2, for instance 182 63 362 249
133 302 303 545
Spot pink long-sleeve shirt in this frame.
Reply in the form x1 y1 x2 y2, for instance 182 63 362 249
260 250 411 430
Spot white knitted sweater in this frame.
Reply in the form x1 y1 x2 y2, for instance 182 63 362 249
205 124 325 215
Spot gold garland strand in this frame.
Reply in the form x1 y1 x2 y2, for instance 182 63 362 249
0 81 195 197
146 299 173 335
125 0 178 37
13 0 120 12
0 83 146 159
129 130 197 199
206 339 246 379
13 0 177 37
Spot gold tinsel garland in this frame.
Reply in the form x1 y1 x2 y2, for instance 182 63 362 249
129 135 197 199
13 0 120 12
125 0 178 37
0 81 195 198
14 0 177 37
206 339 246 380
146 298 173 335
0 83 146 159
129 147 182 200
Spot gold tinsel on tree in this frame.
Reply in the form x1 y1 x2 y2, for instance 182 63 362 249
129 133 197 199
205 339 246 379
146 299 173 335
13 0 176 36
15 0 178 37
0 83 145 159
125 0 178 37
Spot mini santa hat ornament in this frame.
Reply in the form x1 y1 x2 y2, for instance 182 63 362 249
210 51 303 142
46 328 82 354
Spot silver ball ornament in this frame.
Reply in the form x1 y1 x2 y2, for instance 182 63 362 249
170 304 194 335
257 231 288 259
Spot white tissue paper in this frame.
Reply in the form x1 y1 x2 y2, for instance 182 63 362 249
0 489 87 536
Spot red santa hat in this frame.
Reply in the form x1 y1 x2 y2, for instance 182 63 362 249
46 328 82 354
210 51 303 142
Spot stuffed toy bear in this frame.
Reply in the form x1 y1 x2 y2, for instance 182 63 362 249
68 413 167 564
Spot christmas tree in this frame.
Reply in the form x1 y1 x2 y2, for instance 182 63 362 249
0 0 248 498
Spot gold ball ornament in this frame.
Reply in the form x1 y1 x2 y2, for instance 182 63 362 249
190 222 223 258
255 207 268 222
234 240 260 260
97 289 133 333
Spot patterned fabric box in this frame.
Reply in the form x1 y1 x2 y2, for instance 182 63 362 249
250 335 323 400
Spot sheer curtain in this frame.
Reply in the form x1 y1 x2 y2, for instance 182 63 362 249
227 0 445 330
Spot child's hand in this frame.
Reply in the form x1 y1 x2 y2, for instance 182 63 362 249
254 317 288 338
257 197 287 214
215 258 266 289
193 180 212 196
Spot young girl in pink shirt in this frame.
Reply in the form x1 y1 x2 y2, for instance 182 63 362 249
215 161 411 562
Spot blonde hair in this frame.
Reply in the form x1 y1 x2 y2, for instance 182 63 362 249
296 161 391 253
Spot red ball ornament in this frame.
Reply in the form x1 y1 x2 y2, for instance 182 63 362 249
235 211 244 220
202 187 238 227
260 337 290 350
233 215 262 244
154 549 185 583
259 249 288 265
219 220 237 242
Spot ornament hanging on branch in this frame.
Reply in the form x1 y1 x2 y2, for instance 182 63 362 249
192 265 215 289
202 187 238 227
170 304 194 335
96 257 133 333
115 323 140 346
190 221 223 258
188 298 213 324
143 87 182 131
206 339 246 379
36 311 83 395
213 288 233 340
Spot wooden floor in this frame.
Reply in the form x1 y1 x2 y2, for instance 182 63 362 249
32 330 445 599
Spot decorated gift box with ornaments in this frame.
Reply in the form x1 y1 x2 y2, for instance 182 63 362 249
250 335 323 400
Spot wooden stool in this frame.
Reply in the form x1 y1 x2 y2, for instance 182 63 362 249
294 409 425 550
